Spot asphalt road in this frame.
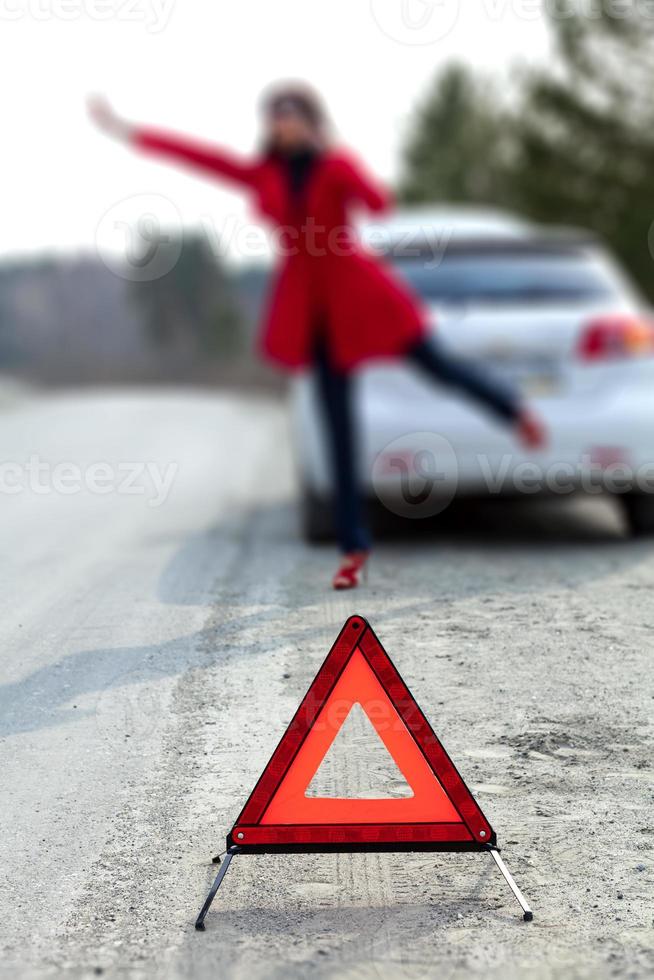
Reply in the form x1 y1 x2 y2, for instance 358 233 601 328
0 389 652 980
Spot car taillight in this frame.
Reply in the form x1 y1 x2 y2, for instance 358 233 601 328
578 315 654 361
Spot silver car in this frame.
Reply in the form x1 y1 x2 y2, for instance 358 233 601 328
292 207 654 539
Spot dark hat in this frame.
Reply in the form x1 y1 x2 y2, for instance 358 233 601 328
263 84 326 129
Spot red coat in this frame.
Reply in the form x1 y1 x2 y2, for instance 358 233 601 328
134 128 427 371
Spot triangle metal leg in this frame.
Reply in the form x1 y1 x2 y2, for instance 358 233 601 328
488 846 533 921
195 848 238 931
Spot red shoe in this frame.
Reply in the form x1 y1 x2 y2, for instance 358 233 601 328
332 551 369 590
516 409 547 450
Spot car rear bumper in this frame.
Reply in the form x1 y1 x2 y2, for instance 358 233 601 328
292 376 654 500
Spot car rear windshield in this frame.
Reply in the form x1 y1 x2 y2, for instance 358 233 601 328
393 247 623 306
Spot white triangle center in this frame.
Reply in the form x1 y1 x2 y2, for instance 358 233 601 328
304 703 414 799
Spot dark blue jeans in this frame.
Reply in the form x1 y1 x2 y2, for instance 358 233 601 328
314 337 520 553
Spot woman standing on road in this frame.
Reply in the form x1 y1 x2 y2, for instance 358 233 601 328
90 84 545 590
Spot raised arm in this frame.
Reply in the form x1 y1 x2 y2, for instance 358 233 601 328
336 151 393 213
88 96 258 189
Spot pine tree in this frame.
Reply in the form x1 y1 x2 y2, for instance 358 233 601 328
399 7 654 299
513 5 654 298
398 64 515 206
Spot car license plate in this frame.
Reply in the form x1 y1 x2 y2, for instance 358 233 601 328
484 356 562 397
521 371 561 396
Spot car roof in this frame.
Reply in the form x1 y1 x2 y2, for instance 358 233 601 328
362 206 531 240
359 206 599 255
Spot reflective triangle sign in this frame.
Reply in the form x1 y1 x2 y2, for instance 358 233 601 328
227 615 495 852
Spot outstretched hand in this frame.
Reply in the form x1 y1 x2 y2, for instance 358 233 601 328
87 95 133 141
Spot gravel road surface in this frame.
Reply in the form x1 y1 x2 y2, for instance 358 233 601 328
0 389 652 980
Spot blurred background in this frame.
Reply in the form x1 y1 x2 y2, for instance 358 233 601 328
3 3 653 387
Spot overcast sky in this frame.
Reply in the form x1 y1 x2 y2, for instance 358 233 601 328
1 1 551 261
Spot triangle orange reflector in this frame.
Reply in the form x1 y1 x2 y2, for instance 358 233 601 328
227 615 494 850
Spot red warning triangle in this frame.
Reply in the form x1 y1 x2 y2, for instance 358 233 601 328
227 616 495 851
